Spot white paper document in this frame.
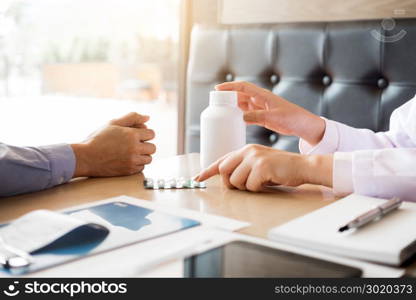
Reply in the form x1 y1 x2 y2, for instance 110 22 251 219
0 210 107 253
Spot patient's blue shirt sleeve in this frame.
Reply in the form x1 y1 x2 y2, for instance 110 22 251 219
0 143 75 197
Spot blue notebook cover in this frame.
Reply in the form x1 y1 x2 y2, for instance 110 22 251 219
0 201 200 275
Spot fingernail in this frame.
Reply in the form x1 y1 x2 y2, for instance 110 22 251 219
193 175 200 182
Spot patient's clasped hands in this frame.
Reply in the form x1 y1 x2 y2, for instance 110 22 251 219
71 112 156 178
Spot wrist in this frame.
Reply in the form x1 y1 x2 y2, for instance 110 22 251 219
302 154 333 187
70 143 91 178
299 114 326 146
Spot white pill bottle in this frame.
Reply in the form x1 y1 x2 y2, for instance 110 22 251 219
200 91 246 169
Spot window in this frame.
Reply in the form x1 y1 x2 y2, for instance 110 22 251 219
0 0 181 159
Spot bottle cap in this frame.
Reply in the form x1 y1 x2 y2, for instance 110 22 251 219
209 91 238 106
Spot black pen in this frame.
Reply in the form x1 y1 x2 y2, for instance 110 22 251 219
338 197 402 232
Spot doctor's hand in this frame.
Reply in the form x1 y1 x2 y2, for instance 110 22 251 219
71 112 156 178
216 81 326 146
195 144 333 192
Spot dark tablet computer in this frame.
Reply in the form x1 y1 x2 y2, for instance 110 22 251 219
184 240 362 278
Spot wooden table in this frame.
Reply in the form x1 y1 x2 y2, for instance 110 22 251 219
2 153 415 276
0 153 337 238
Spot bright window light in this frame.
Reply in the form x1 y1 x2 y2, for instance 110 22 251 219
0 0 181 159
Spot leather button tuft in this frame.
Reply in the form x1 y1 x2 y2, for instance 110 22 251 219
377 78 388 89
322 75 332 86
269 133 278 144
270 74 279 84
225 73 234 82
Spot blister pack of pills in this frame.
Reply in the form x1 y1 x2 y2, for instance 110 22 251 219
143 177 206 190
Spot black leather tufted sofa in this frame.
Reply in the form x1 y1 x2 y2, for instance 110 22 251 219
185 19 416 153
